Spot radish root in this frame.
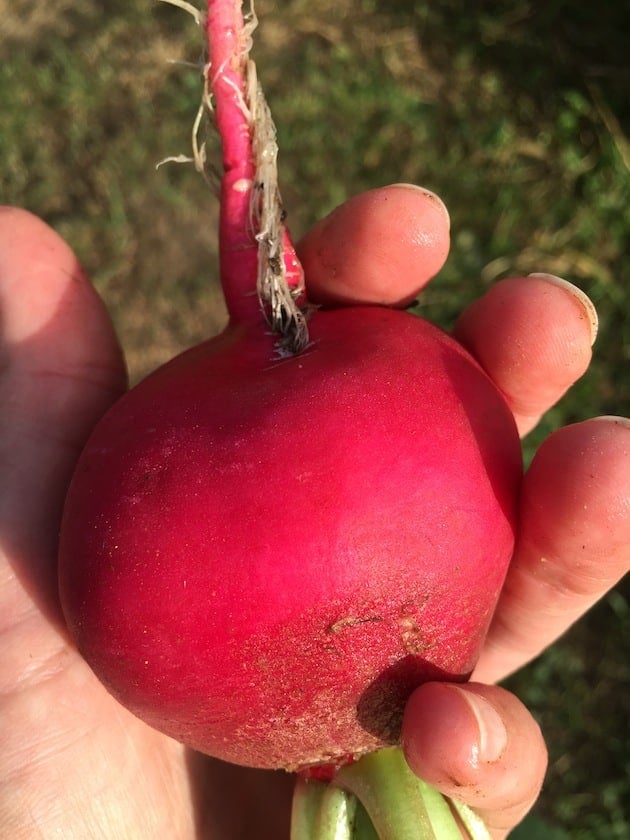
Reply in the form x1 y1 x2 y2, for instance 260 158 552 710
157 0 205 27
208 0 310 354
160 0 310 353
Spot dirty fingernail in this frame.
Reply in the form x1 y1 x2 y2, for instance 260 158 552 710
590 415 630 430
392 184 450 228
528 273 599 346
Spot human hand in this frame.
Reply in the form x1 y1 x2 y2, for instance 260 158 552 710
0 190 627 838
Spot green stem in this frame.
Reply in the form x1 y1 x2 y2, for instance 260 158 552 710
292 777 359 840
291 778 328 838
319 785 358 839
290 748 492 839
449 800 492 840
335 748 463 840
353 800 382 840
291 778 390 840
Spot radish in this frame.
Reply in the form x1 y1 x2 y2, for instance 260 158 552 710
58 2 522 837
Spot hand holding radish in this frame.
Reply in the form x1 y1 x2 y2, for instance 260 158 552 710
0 200 627 837
2 2 628 837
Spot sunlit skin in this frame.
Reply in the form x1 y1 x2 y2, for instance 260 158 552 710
0 191 628 838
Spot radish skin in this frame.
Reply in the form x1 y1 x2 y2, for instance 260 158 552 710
58 305 521 769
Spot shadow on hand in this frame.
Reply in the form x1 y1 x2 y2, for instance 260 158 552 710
186 749 294 840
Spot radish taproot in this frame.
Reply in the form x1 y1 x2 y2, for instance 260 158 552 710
58 2 522 837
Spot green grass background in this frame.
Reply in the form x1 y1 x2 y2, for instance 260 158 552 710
2 1 628 836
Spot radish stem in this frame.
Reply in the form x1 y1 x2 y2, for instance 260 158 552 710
292 777 376 840
316 784 358 839
293 747 487 839
335 748 463 840
291 779 329 838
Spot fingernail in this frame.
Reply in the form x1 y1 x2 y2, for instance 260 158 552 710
448 686 508 765
528 273 599 346
590 415 630 430
392 183 451 228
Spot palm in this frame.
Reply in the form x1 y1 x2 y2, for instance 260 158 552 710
2 626 290 835
2 635 189 833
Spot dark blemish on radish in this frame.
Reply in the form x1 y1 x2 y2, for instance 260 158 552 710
326 615 384 635
398 614 430 656
356 656 463 744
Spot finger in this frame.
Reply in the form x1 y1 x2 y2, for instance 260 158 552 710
453 274 598 436
474 416 630 684
402 682 547 838
297 184 450 307
0 206 127 626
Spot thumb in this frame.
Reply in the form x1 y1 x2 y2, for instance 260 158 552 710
402 682 547 838
0 207 127 627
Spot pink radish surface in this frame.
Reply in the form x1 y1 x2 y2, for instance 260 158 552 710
58 305 521 771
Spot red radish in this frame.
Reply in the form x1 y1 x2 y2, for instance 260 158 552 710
58 1 522 836
59 305 520 769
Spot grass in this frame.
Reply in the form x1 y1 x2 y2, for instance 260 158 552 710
1 0 628 836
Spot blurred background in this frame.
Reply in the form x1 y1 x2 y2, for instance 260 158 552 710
1 1 628 836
